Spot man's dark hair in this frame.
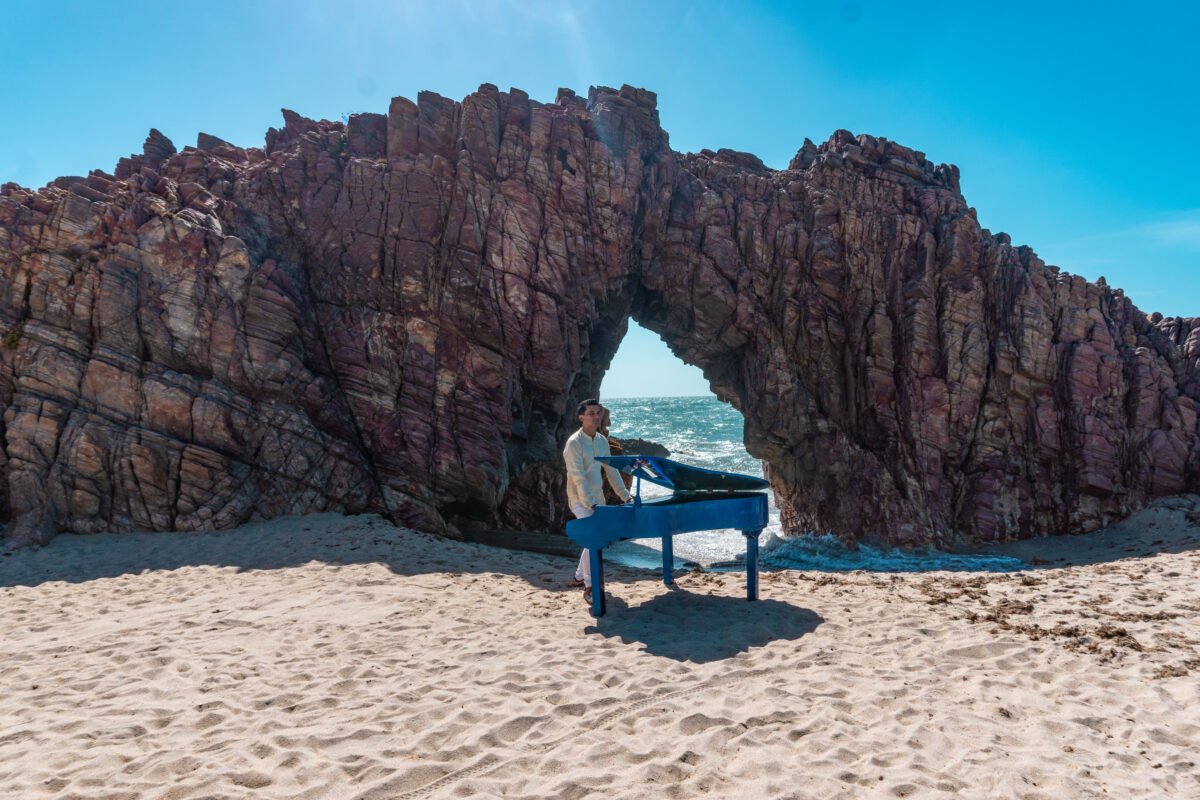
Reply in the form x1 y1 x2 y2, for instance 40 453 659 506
576 398 601 417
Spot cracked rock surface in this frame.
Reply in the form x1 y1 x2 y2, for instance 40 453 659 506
1 84 1197 547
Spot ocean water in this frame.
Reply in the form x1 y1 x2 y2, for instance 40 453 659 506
603 396 1023 573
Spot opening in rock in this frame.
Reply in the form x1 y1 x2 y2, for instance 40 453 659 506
603 321 709 400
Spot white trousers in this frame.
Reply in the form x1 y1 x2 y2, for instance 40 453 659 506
571 503 593 587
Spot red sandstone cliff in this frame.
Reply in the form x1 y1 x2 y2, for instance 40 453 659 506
1 84 1197 547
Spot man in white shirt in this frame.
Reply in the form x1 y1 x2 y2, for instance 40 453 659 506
564 398 632 600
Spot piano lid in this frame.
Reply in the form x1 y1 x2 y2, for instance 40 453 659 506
596 455 768 493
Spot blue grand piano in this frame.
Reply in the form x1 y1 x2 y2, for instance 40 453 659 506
565 455 769 617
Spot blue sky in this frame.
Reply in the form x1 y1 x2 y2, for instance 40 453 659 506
2 1 1196 398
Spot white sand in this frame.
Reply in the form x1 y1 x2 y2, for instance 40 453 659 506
2 500 1199 799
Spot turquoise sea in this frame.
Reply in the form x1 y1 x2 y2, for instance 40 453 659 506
604 396 1023 573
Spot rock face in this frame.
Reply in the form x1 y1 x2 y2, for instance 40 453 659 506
1 85 1198 548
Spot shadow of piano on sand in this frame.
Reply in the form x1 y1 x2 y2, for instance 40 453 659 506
585 586 823 663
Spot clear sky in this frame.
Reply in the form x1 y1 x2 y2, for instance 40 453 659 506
3 1 1196 398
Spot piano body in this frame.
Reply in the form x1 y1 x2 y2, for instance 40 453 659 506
565 455 769 617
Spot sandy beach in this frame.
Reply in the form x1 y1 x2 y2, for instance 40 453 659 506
3 500 1199 799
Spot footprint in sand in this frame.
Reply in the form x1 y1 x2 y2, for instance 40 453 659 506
678 713 732 735
943 641 1026 660
228 771 273 789
494 715 540 743
194 712 224 730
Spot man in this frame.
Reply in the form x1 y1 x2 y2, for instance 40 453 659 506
564 398 632 600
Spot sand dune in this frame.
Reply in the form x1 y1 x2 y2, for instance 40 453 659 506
2 501 1199 799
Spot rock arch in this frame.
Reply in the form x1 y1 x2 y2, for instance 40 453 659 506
1 84 1197 547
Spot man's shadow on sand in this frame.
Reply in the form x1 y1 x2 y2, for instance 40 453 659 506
584 587 823 662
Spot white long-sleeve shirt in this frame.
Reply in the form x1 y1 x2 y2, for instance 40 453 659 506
563 428 631 510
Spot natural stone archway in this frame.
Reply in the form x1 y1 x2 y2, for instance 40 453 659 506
1 84 1197 548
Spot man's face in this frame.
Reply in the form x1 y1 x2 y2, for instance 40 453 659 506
578 404 603 435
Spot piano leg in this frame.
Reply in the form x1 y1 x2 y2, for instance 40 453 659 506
661 535 674 585
743 529 761 601
589 547 607 617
